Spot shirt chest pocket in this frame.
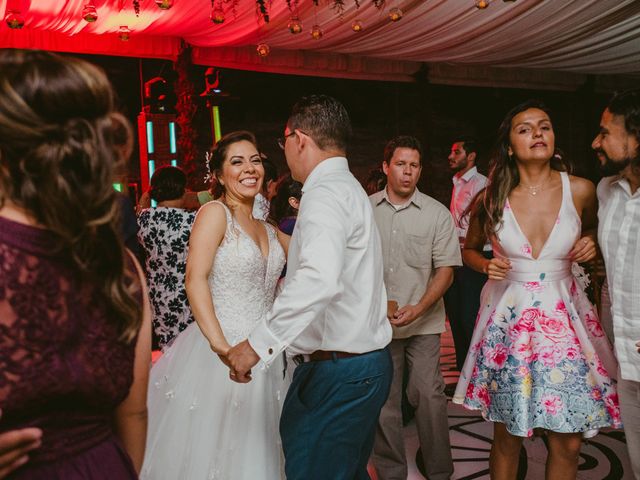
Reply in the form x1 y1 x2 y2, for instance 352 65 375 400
404 233 431 268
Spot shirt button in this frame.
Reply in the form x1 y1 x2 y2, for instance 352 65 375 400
268 348 273 355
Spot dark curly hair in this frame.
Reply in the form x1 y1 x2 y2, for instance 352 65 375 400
150 166 187 203
207 130 259 198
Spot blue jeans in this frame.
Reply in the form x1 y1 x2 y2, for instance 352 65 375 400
280 348 393 480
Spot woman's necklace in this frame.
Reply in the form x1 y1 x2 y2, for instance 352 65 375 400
519 171 552 196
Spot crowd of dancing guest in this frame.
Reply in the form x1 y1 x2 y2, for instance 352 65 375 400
2 48 640 480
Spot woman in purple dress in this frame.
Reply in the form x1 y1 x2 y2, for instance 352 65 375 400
0 50 151 479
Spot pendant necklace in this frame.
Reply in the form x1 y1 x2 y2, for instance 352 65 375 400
519 172 552 196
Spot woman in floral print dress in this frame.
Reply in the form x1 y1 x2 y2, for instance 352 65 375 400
453 100 622 480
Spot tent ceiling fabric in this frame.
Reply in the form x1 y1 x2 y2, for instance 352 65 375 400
1 0 639 81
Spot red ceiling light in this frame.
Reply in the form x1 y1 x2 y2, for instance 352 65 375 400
5 10 25 29
256 43 270 57
310 24 323 39
388 7 403 22
82 4 98 22
288 16 303 34
475 0 489 9
118 26 131 41
351 20 363 32
155 0 174 9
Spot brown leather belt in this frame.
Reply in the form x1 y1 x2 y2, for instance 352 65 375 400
293 350 362 364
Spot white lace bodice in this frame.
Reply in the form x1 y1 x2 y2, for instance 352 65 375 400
207 201 286 345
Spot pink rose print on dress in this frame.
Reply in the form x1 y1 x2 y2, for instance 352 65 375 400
485 343 509 369
590 388 603 401
518 308 542 329
542 394 563 415
604 393 621 424
564 345 581 361
512 336 533 361
538 345 563 367
538 315 569 343
585 311 605 338
521 243 532 256
475 385 491 408
524 281 544 293
570 279 578 296
595 359 610 378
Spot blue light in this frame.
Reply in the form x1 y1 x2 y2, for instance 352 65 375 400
171 159 177 167
146 121 154 154
169 121 177 154
148 160 155 181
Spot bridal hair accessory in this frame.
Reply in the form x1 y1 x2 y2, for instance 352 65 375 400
204 151 213 183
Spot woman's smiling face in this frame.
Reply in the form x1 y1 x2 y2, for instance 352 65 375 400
217 140 264 200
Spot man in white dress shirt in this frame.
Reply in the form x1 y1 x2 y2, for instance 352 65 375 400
227 95 393 479
443 136 491 371
592 88 640 480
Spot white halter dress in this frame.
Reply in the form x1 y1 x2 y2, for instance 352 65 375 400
141 201 287 479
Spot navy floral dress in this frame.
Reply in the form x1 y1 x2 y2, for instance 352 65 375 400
138 207 196 350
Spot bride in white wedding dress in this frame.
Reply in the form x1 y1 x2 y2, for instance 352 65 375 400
141 131 289 480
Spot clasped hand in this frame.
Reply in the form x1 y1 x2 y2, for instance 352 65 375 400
224 340 260 384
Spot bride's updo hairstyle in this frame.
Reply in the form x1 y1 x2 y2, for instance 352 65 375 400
207 130 259 198
0 49 141 342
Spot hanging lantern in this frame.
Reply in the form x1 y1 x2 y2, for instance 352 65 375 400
288 16 303 34
155 0 174 9
310 24 323 40
5 10 25 29
256 43 270 57
475 0 489 8
351 20 363 32
210 7 225 24
118 26 131 41
388 7 403 22
82 4 98 22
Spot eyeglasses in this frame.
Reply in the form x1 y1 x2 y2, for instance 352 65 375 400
277 131 296 150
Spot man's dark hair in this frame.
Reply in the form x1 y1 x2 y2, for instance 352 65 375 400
454 135 478 157
607 88 640 147
383 135 423 165
262 157 278 184
150 166 187 202
287 94 352 152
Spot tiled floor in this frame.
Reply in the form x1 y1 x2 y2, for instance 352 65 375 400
369 323 635 480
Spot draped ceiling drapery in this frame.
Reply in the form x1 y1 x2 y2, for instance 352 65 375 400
1 0 639 81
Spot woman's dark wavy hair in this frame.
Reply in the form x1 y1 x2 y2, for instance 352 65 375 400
207 130 259 199
150 166 187 203
269 174 302 223
474 99 570 240
0 49 141 342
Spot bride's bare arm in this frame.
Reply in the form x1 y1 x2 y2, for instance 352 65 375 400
185 202 230 355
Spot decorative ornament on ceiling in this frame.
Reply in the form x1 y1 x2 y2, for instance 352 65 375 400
288 16 303 34
5 9 25 29
388 6 402 22
475 0 489 9
351 19 363 32
82 5 98 22
118 25 131 41
310 24 323 39
155 0 174 9
256 43 270 57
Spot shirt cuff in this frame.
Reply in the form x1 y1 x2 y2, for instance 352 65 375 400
248 317 288 365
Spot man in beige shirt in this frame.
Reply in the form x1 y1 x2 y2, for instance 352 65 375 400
370 136 461 480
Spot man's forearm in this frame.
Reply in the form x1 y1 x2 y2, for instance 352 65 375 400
415 266 454 316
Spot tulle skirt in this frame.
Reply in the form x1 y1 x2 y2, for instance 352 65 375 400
141 322 287 480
